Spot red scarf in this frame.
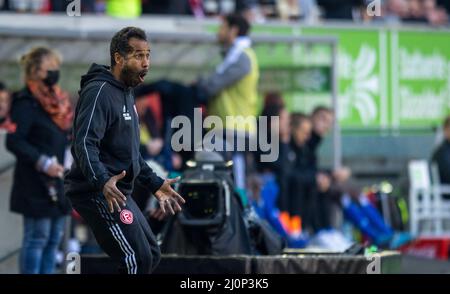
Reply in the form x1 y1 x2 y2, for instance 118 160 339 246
27 80 73 131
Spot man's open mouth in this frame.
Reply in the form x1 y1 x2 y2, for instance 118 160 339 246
138 71 147 82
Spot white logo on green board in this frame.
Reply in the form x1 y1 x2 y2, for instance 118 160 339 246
398 47 449 122
400 48 447 80
340 45 379 126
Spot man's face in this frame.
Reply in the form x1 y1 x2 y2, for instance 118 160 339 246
0 90 10 119
312 110 334 136
292 119 312 146
117 38 150 88
217 19 237 47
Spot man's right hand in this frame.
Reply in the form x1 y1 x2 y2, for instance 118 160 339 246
46 162 64 178
102 170 127 213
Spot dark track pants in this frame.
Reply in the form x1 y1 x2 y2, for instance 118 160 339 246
70 194 160 274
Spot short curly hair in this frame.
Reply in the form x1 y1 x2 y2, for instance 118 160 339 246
110 27 147 68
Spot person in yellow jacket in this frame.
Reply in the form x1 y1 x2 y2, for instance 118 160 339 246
198 14 259 134
197 14 259 195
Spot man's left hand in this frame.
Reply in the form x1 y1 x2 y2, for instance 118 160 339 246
154 177 185 215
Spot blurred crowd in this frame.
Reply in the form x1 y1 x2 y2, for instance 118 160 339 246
1 8 449 273
0 0 448 26
0 13 375 273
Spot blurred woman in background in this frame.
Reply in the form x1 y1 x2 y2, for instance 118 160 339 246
6 47 73 274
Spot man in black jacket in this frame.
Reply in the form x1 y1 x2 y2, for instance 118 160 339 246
65 27 185 274
288 112 333 233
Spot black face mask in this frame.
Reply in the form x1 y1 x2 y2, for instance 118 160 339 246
43 70 60 87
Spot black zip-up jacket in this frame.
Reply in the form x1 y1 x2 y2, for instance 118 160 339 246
289 138 317 187
7 87 71 217
64 63 164 199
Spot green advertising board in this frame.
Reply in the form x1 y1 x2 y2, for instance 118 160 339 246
301 27 386 130
251 26 390 130
300 27 450 131
207 23 450 132
393 30 450 129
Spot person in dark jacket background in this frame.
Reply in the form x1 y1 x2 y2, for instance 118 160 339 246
307 106 352 230
256 92 292 212
65 27 185 274
432 116 450 193
288 112 332 233
288 114 314 223
6 47 73 274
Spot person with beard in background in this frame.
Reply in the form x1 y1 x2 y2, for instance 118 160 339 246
64 27 185 274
